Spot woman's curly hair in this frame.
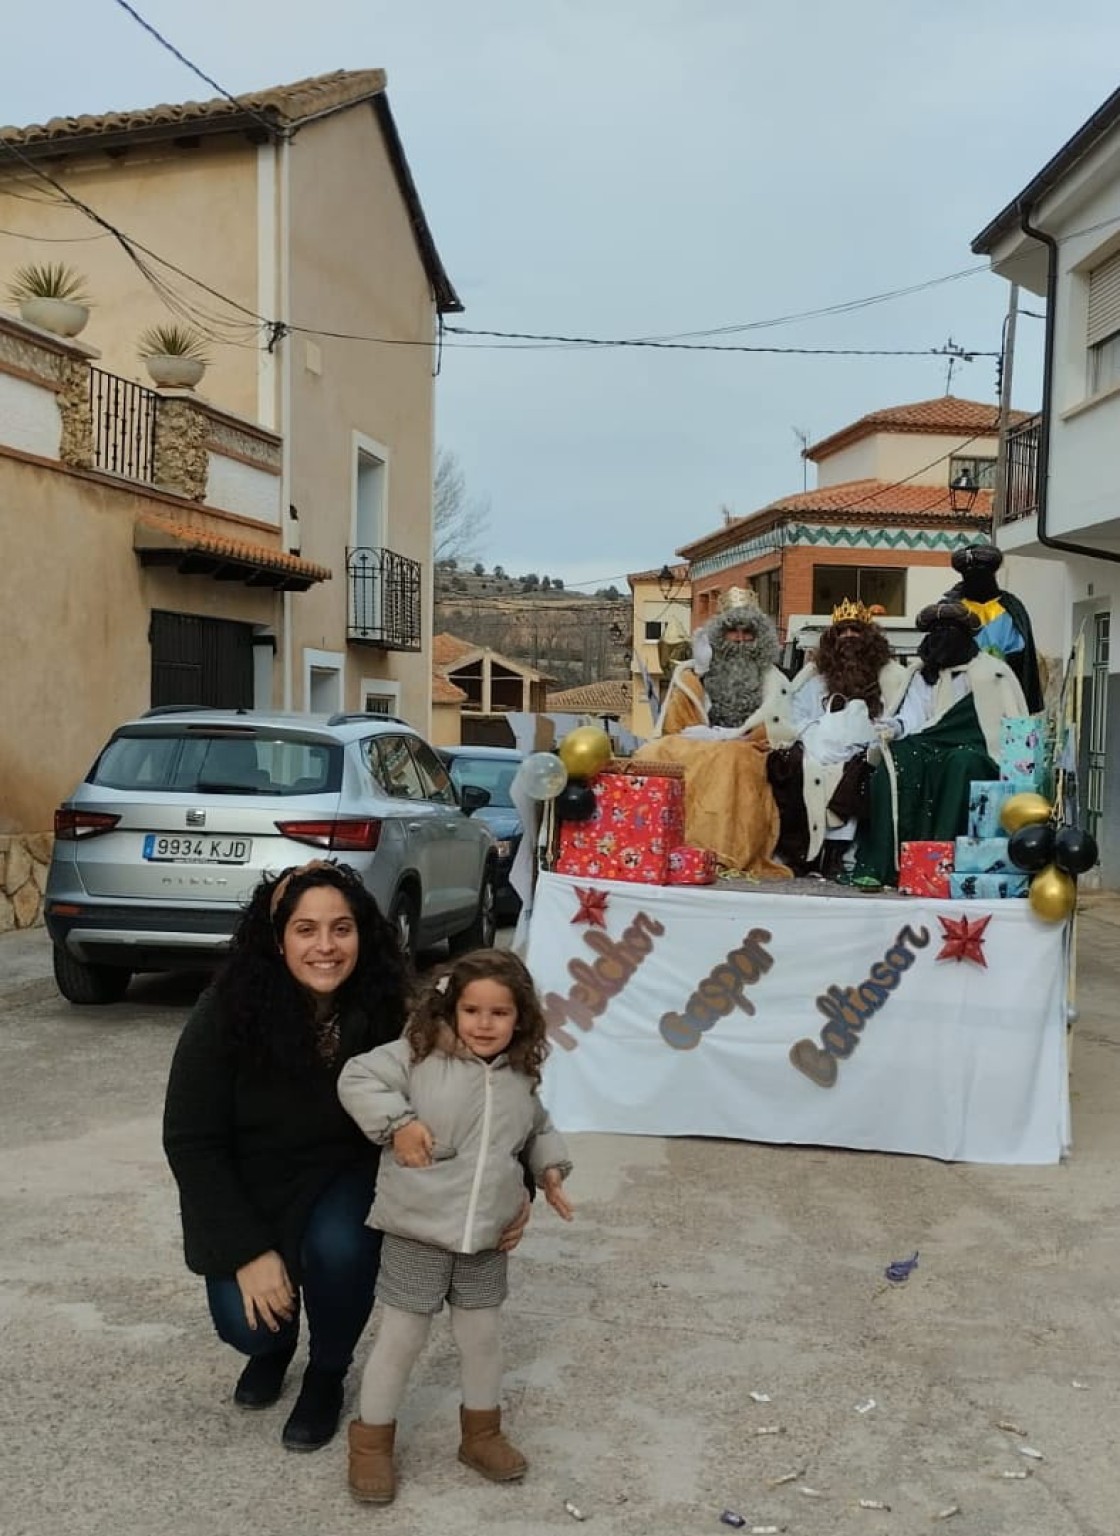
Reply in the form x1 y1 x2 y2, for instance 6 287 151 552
406 949 550 1086
212 861 411 1076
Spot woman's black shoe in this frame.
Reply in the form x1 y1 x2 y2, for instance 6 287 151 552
234 1344 297 1409
281 1365 346 1451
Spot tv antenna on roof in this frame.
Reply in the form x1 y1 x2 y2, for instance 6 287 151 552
793 426 811 491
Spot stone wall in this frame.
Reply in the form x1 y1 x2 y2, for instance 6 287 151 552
0 833 52 932
153 397 209 500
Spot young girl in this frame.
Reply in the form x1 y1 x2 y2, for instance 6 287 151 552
337 949 573 1504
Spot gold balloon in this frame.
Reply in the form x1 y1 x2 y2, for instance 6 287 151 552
1028 863 1077 923
558 725 613 780
999 792 1052 834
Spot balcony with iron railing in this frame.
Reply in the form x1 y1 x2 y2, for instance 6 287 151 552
0 309 282 523
346 546 422 651
90 364 157 481
1002 412 1041 525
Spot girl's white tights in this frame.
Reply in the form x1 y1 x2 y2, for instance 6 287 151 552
359 1303 503 1424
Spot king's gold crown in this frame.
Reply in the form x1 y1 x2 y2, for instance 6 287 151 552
831 598 873 625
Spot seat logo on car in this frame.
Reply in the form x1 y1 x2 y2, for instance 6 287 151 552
186 808 207 827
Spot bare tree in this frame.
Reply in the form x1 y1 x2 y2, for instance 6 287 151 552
434 447 491 565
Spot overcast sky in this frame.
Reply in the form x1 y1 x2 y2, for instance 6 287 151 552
5 2 1119 587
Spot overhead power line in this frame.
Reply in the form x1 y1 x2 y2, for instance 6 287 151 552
108 0 289 141
438 326 998 359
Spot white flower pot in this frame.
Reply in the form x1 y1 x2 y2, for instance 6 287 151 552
18 296 90 337
144 354 206 390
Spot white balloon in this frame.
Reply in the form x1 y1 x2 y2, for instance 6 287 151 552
518 752 568 801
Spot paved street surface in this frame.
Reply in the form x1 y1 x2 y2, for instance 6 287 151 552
2 903 1119 1536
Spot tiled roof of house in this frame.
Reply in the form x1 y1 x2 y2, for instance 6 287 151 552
432 673 468 705
0 69 387 147
133 513 330 589
676 479 991 560
627 561 689 587
546 680 632 715
804 396 1030 462
761 479 995 518
0 69 462 313
432 632 479 666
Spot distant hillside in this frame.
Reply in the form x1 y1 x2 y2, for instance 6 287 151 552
433 564 630 689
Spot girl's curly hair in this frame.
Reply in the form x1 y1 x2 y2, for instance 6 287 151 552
406 949 550 1086
212 861 411 1076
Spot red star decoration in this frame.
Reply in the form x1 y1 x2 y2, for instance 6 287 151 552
571 887 609 928
936 912 992 967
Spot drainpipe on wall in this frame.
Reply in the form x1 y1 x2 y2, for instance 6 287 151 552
280 135 295 708
1018 201 1120 567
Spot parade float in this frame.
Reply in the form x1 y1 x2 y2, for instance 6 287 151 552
515 657 1092 1167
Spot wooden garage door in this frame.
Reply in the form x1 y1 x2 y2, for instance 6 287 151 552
149 610 254 708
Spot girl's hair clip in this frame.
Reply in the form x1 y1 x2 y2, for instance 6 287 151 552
434 973 451 994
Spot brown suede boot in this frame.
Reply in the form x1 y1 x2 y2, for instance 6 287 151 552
348 1420 396 1503
458 1405 527 1482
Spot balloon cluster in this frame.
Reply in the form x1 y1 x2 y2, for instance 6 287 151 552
554 726 613 821
1000 792 1099 923
515 726 614 823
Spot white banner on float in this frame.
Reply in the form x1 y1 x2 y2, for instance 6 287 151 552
526 872 1070 1166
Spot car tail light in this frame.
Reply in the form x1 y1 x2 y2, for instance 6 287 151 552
275 818 383 852
54 808 121 840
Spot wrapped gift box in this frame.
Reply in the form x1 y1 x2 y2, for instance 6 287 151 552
999 713 1051 792
898 840 954 898
950 872 1029 900
554 768 685 885
967 777 1038 839
667 844 718 886
954 836 1014 875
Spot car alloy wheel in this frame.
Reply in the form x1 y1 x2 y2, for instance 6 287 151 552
450 867 497 954
390 892 417 960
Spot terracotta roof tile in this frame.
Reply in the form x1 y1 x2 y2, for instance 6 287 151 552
0 69 386 147
432 632 478 666
133 513 330 582
805 395 1030 461
546 680 631 714
676 478 990 560
627 561 689 586
432 673 468 705
761 479 994 519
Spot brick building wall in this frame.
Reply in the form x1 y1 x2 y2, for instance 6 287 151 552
691 540 962 639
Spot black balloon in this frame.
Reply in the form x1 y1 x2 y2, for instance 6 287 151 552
1007 822 1055 872
1053 824 1099 876
555 782 598 822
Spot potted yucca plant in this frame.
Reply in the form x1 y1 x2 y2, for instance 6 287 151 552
137 323 210 390
7 261 91 337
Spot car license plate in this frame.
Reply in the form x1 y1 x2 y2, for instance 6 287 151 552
143 835 252 864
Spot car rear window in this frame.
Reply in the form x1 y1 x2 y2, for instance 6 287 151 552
446 757 520 808
90 730 342 795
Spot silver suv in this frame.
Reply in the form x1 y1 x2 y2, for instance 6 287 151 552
44 709 498 1004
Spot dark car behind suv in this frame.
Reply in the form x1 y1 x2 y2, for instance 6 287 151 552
438 746 525 919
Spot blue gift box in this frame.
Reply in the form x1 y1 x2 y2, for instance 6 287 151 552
949 872 1029 900
955 836 1014 875
966 777 1037 839
998 713 1050 792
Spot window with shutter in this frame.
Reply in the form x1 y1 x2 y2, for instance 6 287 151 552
1088 251 1120 394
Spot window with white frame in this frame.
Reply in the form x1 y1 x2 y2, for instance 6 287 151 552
361 677 400 718
1087 250 1120 395
949 454 997 490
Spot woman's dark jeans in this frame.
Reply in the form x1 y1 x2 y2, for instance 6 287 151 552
206 1165 381 1375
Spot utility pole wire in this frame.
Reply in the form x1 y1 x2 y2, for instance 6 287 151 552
992 285 1020 529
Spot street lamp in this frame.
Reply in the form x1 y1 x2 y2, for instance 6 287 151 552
658 563 685 601
949 470 979 515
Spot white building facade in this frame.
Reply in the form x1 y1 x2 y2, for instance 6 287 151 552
973 84 1120 887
